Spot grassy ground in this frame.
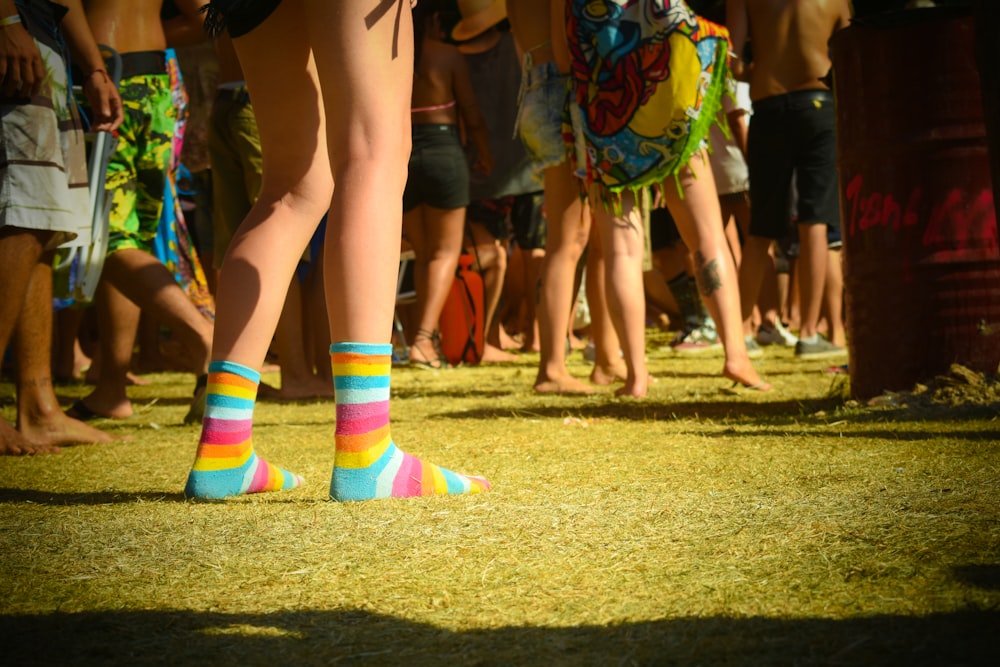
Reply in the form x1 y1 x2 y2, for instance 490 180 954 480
2 332 999 666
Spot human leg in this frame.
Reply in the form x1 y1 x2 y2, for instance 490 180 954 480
586 220 627 387
590 188 648 397
187 0 332 498
403 204 465 369
466 220 516 363
0 229 60 455
665 154 768 390
308 0 489 499
534 161 592 393
15 260 119 447
824 247 845 347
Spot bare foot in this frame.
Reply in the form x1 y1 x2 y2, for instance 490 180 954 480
723 360 772 392
568 333 587 351
480 343 518 363
1 421 61 455
19 412 127 447
534 372 596 394
66 395 134 421
496 325 521 352
615 372 649 398
590 361 628 386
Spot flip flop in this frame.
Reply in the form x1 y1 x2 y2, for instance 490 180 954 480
65 399 114 422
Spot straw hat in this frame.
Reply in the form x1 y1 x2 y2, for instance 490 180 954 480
450 0 507 42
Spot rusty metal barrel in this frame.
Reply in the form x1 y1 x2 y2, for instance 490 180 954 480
830 7 1000 400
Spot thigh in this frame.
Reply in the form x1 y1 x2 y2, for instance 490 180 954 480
231 0 333 211
305 0 413 180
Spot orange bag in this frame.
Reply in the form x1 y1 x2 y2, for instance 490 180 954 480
439 254 484 365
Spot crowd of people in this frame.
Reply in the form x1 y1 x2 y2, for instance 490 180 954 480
0 0 854 501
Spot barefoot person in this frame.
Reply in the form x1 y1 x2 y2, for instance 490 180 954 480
508 0 596 394
0 0 124 454
69 0 213 422
184 0 490 500
559 0 768 396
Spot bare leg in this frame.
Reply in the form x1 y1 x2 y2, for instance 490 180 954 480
80 248 213 417
590 188 648 397
466 223 516 362
824 247 846 347
534 161 593 393
15 261 121 446
0 229 60 455
403 204 465 367
665 153 767 390
519 247 544 352
796 222 828 340
265 273 335 399
587 221 627 386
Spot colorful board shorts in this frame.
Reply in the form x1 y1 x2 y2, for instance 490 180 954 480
565 1 730 206
105 52 176 255
0 1 89 250
517 59 570 172
207 84 263 268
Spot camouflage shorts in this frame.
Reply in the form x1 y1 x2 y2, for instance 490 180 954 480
105 73 176 254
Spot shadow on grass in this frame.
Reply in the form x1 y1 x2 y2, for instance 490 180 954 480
0 488 187 505
0 606 997 666
433 399 845 423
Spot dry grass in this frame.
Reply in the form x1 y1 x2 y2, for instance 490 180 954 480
2 333 999 666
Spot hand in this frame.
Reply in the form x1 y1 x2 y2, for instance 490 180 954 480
82 69 124 132
474 152 493 177
0 20 44 98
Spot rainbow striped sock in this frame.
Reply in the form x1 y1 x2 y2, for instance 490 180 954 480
329 342 490 501
184 360 304 499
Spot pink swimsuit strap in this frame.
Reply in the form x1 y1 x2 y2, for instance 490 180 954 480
410 99 457 113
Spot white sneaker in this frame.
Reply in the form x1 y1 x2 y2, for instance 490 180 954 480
756 321 798 347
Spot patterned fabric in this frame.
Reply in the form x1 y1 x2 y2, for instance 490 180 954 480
329 342 490 501
185 360 304 499
105 70 175 254
153 49 215 319
565 0 731 202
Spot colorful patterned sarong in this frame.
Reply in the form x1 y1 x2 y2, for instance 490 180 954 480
153 49 215 319
566 0 731 204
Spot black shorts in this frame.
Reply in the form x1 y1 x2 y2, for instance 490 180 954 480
748 90 841 239
203 0 282 38
403 124 470 212
467 192 546 250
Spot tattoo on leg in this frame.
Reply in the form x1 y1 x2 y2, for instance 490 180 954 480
695 252 722 297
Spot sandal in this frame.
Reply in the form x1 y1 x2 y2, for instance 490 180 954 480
408 329 449 370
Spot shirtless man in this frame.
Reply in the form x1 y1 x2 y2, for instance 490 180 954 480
509 0 623 393
727 0 852 360
0 0 123 454
68 1 213 422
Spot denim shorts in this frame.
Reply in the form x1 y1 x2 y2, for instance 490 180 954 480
517 60 570 172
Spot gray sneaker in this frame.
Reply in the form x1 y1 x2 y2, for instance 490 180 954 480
744 335 764 359
795 336 847 360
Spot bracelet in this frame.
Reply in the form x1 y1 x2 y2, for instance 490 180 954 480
0 14 21 27
83 68 109 84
